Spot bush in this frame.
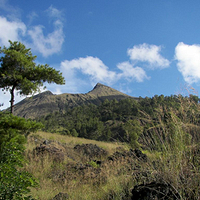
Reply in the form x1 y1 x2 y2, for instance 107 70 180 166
0 138 37 199
0 113 42 199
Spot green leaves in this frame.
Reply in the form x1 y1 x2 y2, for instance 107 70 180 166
0 40 65 113
0 113 42 199
0 139 38 199
0 113 43 146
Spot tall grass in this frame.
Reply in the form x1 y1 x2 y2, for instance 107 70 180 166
24 95 200 199
138 96 200 199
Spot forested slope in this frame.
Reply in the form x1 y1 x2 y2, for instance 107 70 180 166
36 94 200 149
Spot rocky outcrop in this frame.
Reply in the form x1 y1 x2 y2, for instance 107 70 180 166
74 143 108 159
108 148 147 162
33 143 65 162
131 181 179 200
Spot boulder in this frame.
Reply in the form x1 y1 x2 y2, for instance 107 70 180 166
131 181 179 200
33 144 65 162
74 143 108 159
108 148 147 162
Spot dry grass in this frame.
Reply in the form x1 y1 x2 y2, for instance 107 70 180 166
28 131 128 154
24 96 200 200
24 131 135 200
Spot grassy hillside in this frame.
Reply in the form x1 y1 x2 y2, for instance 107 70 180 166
25 131 133 199
24 93 200 200
6 92 200 199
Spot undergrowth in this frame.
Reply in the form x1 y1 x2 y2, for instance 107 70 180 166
24 95 200 199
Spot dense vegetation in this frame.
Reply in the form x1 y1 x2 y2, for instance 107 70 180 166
26 93 200 199
0 113 42 199
0 40 64 199
1 93 200 199
37 94 200 148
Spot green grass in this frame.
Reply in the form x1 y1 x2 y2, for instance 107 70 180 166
24 96 200 199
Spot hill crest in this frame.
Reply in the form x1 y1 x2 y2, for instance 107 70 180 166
13 83 134 119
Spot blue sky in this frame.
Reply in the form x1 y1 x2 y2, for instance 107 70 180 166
1 0 200 109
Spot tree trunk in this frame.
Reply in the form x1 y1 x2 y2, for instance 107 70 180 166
10 86 15 114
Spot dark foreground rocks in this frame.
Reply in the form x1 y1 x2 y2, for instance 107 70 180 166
131 181 179 200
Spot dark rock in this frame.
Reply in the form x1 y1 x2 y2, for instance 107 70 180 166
93 160 103 165
51 192 68 200
74 143 108 159
43 139 50 145
131 181 179 200
108 149 147 162
33 144 64 162
131 148 148 162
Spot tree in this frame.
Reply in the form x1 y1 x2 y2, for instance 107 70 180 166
0 112 43 148
0 40 65 114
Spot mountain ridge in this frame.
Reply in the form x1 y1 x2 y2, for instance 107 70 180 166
12 83 136 119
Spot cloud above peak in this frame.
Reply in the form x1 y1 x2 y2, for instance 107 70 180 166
60 56 150 92
61 56 118 85
128 43 170 69
175 42 200 84
59 43 170 92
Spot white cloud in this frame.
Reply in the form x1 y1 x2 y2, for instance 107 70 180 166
27 11 38 25
175 42 200 84
0 0 21 20
0 16 26 46
28 6 64 57
46 5 64 19
28 21 64 57
117 61 149 82
61 56 118 85
0 5 64 57
60 56 151 93
127 43 170 69
0 90 25 110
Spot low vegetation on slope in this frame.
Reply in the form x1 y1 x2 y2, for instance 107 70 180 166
1 93 200 199
23 94 200 199
36 94 200 147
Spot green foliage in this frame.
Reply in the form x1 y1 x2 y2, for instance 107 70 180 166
0 138 37 199
123 119 143 148
87 160 99 168
36 94 200 149
0 40 65 113
71 128 79 137
0 113 42 199
0 112 43 149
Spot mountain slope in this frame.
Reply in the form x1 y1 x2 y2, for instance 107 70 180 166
13 83 134 119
